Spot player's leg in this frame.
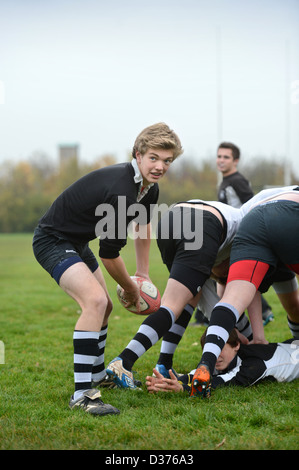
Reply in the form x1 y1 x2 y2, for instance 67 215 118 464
77 244 115 386
191 259 269 398
60 261 108 331
155 294 201 376
276 287 299 339
203 280 257 364
59 263 108 397
197 206 271 376
190 279 257 398
90 266 114 386
106 278 195 388
59 262 118 414
153 208 223 377
33 231 119 414
268 203 299 338
155 304 195 375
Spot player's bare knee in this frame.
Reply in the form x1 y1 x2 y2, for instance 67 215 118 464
87 293 108 314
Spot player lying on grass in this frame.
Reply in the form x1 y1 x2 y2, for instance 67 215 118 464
155 263 298 379
32 123 183 416
146 329 299 395
106 186 299 389
191 188 299 398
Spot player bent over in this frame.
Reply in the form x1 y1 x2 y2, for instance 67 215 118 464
191 188 299 398
106 186 299 389
32 123 183 415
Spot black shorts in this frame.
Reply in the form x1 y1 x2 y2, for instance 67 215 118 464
228 200 299 290
259 263 296 293
157 206 224 296
230 201 299 268
32 226 99 284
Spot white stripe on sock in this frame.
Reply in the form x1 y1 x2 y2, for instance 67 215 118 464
73 331 99 340
138 324 159 345
202 342 221 358
74 354 98 364
169 323 186 336
207 325 229 344
160 341 178 354
126 339 146 358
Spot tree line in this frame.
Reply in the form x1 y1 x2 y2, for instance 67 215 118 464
0 152 297 233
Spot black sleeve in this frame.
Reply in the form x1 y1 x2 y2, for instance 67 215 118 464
177 373 193 393
218 173 253 206
97 194 134 259
233 180 253 204
212 357 267 388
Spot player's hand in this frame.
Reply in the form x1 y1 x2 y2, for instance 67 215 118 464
235 330 249 345
145 369 183 393
249 338 269 345
122 282 141 313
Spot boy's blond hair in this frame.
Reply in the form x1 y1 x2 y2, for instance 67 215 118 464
132 123 183 160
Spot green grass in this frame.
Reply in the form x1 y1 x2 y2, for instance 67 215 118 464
0 233 298 450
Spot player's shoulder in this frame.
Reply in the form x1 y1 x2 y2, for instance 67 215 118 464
89 162 135 186
95 161 133 176
230 171 249 183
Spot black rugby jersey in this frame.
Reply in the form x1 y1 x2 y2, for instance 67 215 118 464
218 171 253 208
38 162 159 259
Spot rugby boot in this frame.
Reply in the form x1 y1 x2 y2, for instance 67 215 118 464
190 364 211 398
106 357 140 389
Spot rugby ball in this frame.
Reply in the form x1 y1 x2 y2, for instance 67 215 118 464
116 276 161 315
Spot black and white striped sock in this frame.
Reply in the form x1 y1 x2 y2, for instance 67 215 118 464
91 325 108 383
119 306 175 371
287 317 299 338
236 312 253 341
73 330 99 401
157 304 194 369
200 302 239 371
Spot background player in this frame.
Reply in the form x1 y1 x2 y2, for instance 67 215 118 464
194 141 273 326
217 142 253 207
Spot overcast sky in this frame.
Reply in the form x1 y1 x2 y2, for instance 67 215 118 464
0 0 298 176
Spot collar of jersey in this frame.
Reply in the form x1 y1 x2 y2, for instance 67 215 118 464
131 158 143 183
131 159 154 201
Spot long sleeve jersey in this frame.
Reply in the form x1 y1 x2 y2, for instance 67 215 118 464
38 162 159 259
218 171 253 208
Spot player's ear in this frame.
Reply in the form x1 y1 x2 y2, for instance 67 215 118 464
135 151 142 164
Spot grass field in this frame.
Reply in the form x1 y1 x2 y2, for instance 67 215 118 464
0 233 298 451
